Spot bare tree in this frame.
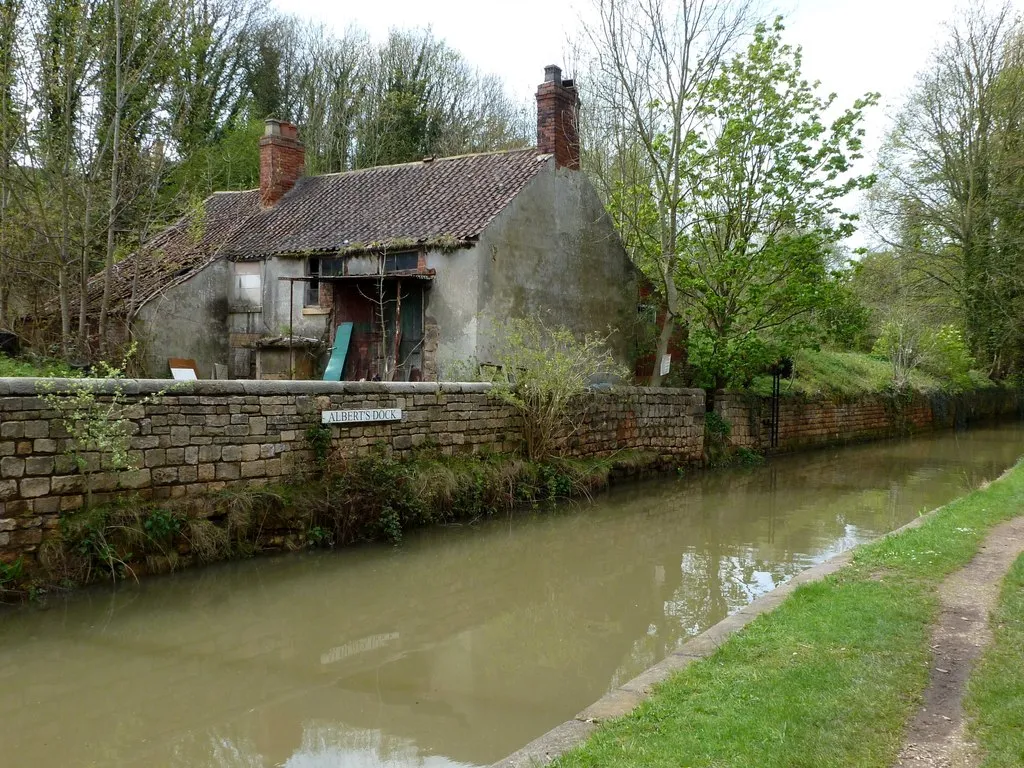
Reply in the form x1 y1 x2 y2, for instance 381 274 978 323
578 0 756 385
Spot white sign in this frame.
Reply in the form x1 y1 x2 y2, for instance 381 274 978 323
322 408 402 425
170 367 197 381
660 354 672 377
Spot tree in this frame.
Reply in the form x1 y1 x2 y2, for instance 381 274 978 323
0 0 24 327
579 0 756 386
680 19 877 389
94 0 177 347
872 3 1024 377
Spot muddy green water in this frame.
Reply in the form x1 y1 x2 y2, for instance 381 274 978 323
1 424 1022 767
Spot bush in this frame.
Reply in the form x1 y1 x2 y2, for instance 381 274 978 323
921 325 975 391
484 317 629 460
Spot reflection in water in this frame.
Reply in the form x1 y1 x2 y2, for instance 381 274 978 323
0 424 1021 768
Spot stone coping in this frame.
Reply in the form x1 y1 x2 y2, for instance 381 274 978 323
491 510 937 767
0 378 706 398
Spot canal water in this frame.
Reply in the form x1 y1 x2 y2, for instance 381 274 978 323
1 424 1022 767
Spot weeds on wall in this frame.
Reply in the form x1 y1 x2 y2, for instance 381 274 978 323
701 411 765 467
20 439 642 596
36 344 177 508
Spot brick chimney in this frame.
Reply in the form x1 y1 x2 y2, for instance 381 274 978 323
259 119 304 207
536 65 580 170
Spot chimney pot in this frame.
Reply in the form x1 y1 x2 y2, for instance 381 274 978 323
259 118 304 207
544 64 562 83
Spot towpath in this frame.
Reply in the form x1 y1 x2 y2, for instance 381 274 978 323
894 515 1024 768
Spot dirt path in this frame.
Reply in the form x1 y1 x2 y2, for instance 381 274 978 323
894 515 1024 768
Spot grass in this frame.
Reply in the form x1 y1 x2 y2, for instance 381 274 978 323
552 460 1024 768
965 553 1024 767
746 349 997 400
0 353 78 378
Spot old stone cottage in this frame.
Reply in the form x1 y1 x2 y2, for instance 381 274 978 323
90 66 637 380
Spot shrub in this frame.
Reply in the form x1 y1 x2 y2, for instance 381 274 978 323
921 325 975 391
484 317 629 460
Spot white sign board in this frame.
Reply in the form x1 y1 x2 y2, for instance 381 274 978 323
170 367 198 381
322 408 402 425
660 354 672 377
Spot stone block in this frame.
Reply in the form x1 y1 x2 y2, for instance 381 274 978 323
152 467 179 484
197 464 216 481
133 435 160 450
170 426 190 446
60 495 83 511
216 463 240 480
1 457 24 478
221 445 242 462
250 417 267 435
0 421 23 438
16 441 32 455
240 444 261 462
118 469 151 490
166 447 184 464
240 460 266 478
11 528 42 546
4 499 30 516
0 518 14 532
23 420 49 439
145 449 166 468
33 439 57 454
34 496 60 515
178 465 198 484
19 477 50 498
25 457 53 476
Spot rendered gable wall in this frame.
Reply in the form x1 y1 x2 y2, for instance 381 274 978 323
471 159 638 372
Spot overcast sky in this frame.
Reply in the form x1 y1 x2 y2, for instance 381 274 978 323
270 0 973 247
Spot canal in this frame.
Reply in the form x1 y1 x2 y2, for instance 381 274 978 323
1 423 1021 767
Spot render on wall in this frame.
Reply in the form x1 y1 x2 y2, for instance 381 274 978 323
471 159 638 373
135 259 231 379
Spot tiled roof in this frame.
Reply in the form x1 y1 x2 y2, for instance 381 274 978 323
225 148 550 258
97 148 549 315
88 190 260 317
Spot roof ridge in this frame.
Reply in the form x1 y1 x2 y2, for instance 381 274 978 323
306 146 541 181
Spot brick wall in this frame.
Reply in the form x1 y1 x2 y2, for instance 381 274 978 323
0 380 706 561
714 388 1023 453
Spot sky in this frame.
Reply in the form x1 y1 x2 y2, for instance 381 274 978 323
270 0 971 247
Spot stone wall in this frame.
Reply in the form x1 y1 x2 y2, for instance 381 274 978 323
0 380 706 562
714 388 1023 453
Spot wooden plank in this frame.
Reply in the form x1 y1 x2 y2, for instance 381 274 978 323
323 323 353 381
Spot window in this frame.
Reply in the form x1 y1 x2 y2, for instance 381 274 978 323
305 257 321 307
306 256 344 306
384 251 418 272
232 262 262 307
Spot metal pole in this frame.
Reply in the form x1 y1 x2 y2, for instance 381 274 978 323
289 277 294 380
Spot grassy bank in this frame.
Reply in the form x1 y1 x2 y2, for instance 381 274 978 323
747 349 998 400
0 353 77 378
551 461 1024 768
966 553 1024 767
2 447 666 600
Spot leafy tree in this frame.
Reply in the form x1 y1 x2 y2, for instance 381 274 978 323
579 0 757 386
680 19 877 389
872 3 1024 377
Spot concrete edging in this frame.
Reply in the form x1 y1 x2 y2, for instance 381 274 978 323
490 509 938 767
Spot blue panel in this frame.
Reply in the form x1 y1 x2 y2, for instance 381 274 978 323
323 322 353 381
